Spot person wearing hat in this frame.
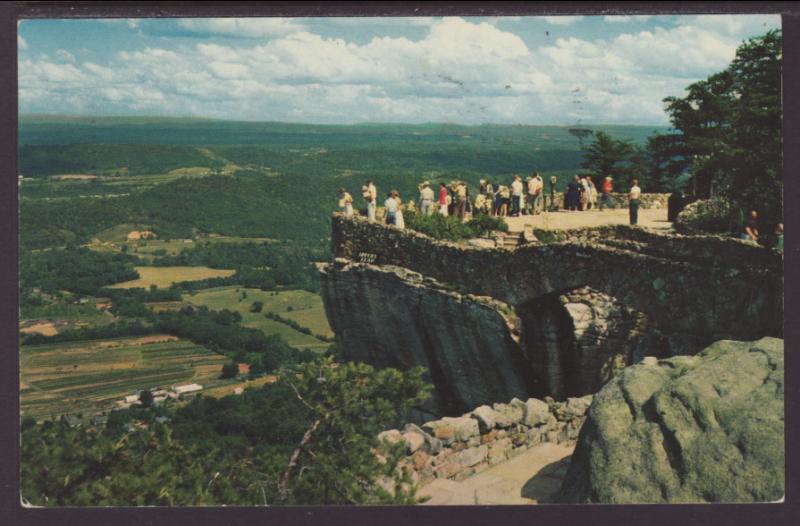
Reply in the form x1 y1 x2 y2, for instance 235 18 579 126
599 176 614 210
338 187 354 218
419 182 435 216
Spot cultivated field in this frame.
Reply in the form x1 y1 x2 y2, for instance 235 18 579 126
183 286 333 348
109 266 236 289
20 335 230 420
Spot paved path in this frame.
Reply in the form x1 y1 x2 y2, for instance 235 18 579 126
505 208 672 233
419 443 574 505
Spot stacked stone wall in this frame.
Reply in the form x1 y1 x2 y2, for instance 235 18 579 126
378 395 592 486
330 214 782 340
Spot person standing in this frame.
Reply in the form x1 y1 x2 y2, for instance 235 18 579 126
587 177 598 210
438 182 449 216
384 191 398 225
394 191 405 229
629 179 641 225
741 210 759 242
599 176 614 210
579 176 590 211
419 182 435 216
456 181 468 220
528 172 543 215
566 175 581 211
338 188 354 218
775 223 783 253
367 180 377 221
511 175 524 217
362 181 376 222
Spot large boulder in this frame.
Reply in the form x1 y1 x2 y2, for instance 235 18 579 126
558 338 784 503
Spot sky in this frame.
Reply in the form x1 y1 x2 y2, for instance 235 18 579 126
17 14 781 126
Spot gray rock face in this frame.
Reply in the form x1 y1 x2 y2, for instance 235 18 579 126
321 216 783 417
558 338 784 503
318 261 537 415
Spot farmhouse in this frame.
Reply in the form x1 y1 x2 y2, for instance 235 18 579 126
173 383 203 395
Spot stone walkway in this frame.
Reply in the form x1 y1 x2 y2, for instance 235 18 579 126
418 443 574 505
505 208 672 232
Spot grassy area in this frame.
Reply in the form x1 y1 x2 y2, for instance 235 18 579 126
183 286 332 348
109 266 236 289
20 335 230 419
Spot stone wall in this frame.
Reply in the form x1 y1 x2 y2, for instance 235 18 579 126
543 192 670 210
330 214 782 341
378 394 592 486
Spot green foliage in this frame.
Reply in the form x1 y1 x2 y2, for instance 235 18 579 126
20 247 140 295
21 359 432 506
405 211 508 241
580 132 654 190
532 229 565 244
674 198 738 235
139 390 154 408
19 320 157 346
250 301 264 313
220 362 239 379
663 30 782 225
279 357 432 505
19 143 225 177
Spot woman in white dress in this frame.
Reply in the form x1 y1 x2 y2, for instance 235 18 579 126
338 188 354 217
394 191 405 229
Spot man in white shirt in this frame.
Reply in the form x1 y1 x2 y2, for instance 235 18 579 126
629 179 641 225
527 172 543 215
419 182 435 216
511 175 524 217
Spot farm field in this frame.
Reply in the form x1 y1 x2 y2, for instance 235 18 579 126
109 266 236 289
184 286 332 348
202 374 279 399
20 335 231 420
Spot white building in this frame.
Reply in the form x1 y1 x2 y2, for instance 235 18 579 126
172 383 203 395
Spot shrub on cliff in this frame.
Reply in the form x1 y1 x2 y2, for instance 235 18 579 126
674 198 739 235
405 211 507 241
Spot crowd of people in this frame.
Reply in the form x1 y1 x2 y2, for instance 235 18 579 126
337 173 645 226
338 179 783 247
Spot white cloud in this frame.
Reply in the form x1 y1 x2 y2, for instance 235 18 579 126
175 18 306 38
18 34 27 50
541 16 584 26
16 15 782 125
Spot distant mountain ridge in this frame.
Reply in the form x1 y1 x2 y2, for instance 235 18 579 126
19 115 669 148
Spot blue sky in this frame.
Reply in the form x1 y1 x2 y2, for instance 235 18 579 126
18 14 780 125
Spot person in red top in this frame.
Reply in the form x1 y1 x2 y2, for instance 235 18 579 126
599 176 615 210
438 182 449 216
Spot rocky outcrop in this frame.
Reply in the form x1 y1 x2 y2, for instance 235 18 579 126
318 259 535 416
319 259 652 415
321 215 782 418
558 337 784 503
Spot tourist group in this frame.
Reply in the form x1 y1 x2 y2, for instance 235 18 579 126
338 173 645 226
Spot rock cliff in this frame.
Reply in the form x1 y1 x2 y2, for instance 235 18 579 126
319 215 783 416
557 337 784 503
